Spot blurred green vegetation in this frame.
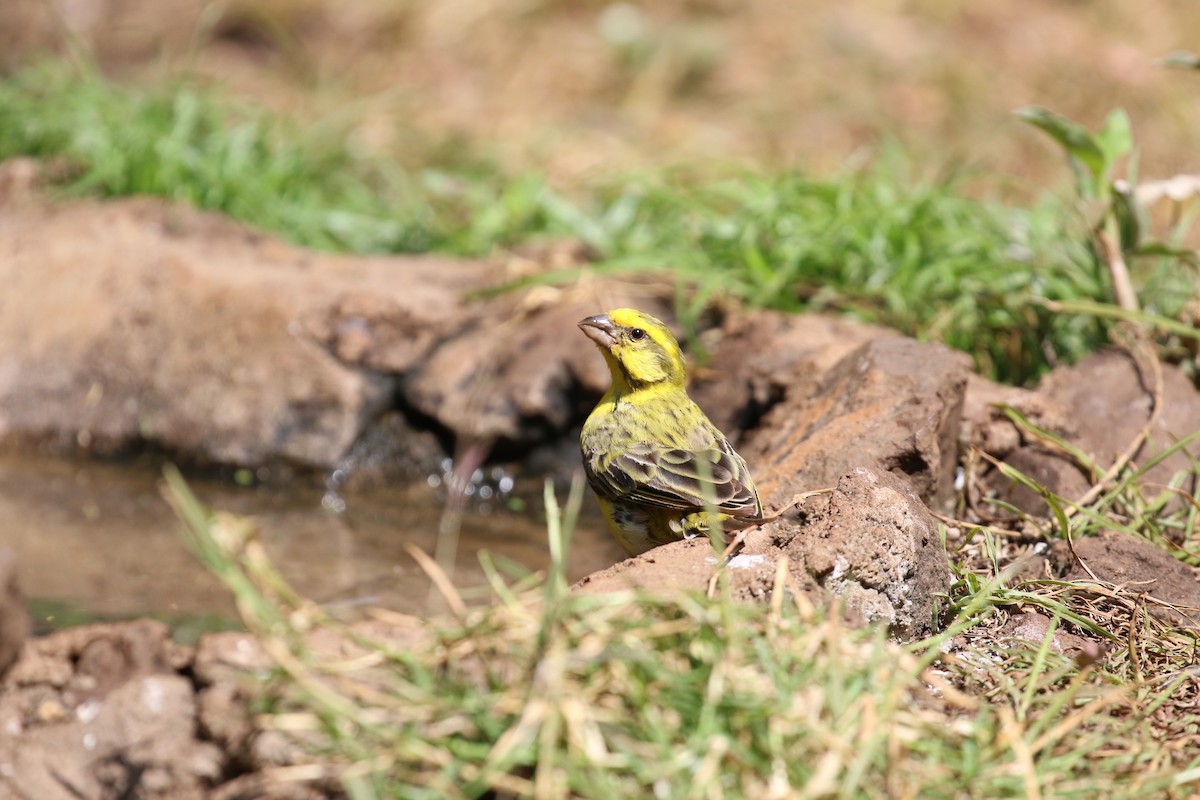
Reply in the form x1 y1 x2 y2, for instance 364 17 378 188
1 62 1193 384
165 458 1200 799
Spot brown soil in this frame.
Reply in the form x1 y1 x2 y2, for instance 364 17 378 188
1065 531 1200 628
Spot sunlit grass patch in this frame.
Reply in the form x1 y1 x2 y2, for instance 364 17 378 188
0 61 434 253
165 466 1200 800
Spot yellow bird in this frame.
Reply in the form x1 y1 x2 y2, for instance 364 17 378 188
578 308 763 555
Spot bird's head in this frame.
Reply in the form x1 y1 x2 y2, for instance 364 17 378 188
578 308 686 390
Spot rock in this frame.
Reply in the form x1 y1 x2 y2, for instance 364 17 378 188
192 632 269 774
1000 611 1093 658
0 618 367 799
790 468 948 637
576 468 949 640
689 308 898 442
209 773 334 800
1062 530 1200 628
988 444 1091 518
965 350 1200 517
573 531 796 607
197 681 256 770
0 192 693 470
0 547 28 680
192 619 427 777
963 374 1094 515
0 621 221 800
573 537 729 596
0 196 494 468
7 675 222 800
743 337 972 512
0 189 970 477
1038 350 1200 496
961 374 1075 459
402 286 672 449
192 631 272 688
4 619 183 689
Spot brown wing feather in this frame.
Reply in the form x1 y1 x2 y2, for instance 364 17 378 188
592 437 761 518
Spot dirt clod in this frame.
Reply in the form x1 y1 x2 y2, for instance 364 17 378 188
0 623 222 800
0 621 336 800
793 467 948 637
689 308 898 442
1064 530 1200 628
967 349 1200 517
743 337 972 512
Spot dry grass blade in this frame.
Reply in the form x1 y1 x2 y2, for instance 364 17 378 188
998 706 1042 800
932 510 1038 541
1095 226 1139 314
406 542 468 619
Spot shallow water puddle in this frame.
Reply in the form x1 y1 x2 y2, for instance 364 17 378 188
0 453 623 628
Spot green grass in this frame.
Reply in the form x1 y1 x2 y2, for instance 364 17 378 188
5 62 1196 384
0 62 443 253
568 169 1108 384
164 451 1200 800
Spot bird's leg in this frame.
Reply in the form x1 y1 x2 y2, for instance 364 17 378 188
704 523 759 598
719 527 751 563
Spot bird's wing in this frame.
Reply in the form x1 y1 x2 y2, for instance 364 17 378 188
593 437 761 518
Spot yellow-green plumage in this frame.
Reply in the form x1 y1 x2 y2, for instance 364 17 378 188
578 308 763 555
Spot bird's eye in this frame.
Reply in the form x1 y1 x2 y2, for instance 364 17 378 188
629 328 646 341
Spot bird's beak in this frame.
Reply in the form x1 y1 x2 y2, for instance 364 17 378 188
578 314 618 349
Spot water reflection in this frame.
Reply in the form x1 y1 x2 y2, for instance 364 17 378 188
0 453 624 627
